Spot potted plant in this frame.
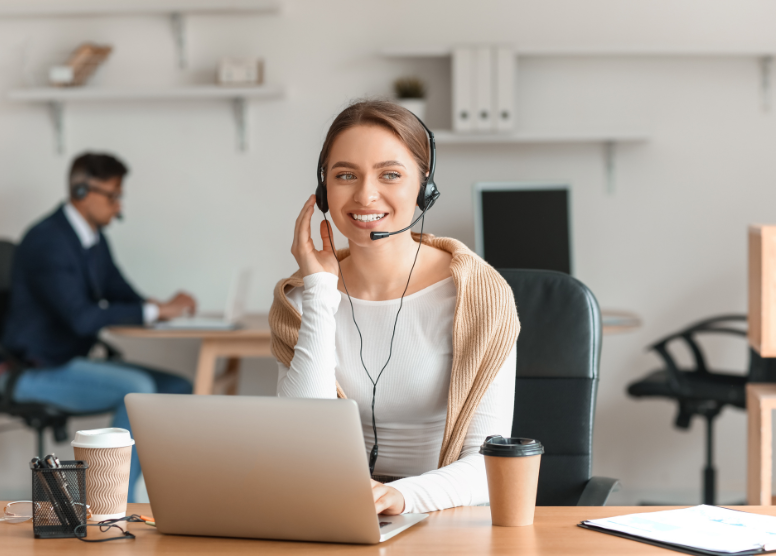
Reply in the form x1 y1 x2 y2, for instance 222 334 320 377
394 77 427 120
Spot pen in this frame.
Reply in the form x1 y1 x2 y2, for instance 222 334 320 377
41 454 81 529
34 456 70 527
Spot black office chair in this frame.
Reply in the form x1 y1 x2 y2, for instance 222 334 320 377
626 315 750 505
499 268 619 506
0 239 113 458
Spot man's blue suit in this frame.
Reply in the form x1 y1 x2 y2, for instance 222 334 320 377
3 205 144 366
1 204 191 503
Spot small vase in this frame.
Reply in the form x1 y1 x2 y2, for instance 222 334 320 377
396 98 427 121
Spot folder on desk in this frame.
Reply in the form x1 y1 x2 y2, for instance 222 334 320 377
579 505 776 555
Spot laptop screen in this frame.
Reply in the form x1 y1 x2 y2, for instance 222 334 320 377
475 184 571 274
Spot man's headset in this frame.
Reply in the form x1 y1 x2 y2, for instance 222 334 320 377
315 113 440 239
70 182 90 200
70 178 123 221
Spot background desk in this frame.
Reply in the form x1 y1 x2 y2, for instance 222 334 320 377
4 504 775 555
108 310 639 397
108 314 271 395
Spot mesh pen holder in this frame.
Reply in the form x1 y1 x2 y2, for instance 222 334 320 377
31 460 88 539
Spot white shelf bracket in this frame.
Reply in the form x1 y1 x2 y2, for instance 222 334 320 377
49 101 65 155
603 140 616 194
170 12 186 69
233 97 248 152
760 55 772 112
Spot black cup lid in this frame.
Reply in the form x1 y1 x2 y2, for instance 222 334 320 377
479 435 544 457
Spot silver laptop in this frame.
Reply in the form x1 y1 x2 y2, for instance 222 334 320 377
155 268 252 330
125 394 428 544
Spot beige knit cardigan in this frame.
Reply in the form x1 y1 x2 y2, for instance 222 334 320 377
269 234 520 469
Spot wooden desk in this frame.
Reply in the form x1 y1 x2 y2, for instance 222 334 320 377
601 310 641 335
4 504 776 555
108 314 271 396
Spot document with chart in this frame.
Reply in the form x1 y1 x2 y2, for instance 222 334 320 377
580 505 776 555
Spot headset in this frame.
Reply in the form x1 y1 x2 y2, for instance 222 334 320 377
69 178 124 221
314 111 438 477
315 114 439 240
71 182 91 200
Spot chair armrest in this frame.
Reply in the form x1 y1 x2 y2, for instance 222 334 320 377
577 476 620 506
648 314 747 352
649 318 747 386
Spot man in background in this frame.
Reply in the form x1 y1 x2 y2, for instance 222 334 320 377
1 152 195 501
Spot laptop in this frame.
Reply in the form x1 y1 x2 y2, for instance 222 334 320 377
154 268 251 330
125 394 428 544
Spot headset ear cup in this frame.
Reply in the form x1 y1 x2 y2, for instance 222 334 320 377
417 180 429 210
315 183 328 213
72 183 89 200
417 180 438 211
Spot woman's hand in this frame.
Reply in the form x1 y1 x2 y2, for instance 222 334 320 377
291 195 339 277
371 479 405 515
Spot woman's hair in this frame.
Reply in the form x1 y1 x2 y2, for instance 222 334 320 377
319 100 430 183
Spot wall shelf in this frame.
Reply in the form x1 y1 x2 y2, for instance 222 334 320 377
380 45 776 58
383 45 775 113
0 1 281 17
7 85 286 154
0 1 281 69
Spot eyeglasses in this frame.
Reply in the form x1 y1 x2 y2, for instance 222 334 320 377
0 501 92 523
1 501 34 523
87 186 123 203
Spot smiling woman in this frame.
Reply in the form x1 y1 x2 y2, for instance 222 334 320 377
269 100 519 517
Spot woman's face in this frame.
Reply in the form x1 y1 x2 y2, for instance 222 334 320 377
325 124 421 246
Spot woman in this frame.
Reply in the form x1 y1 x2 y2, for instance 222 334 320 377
270 100 519 515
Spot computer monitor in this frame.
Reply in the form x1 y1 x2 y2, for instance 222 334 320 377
473 182 572 274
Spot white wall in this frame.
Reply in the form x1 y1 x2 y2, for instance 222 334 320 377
1 0 775 503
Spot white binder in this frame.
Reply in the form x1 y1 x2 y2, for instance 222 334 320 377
473 46 493 131
452 47 473 132
494 46 515 132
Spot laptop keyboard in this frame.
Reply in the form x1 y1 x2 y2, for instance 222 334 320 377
379 522 392 528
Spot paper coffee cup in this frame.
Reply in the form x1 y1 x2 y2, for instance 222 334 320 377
72 428 135 521
480 435 544 527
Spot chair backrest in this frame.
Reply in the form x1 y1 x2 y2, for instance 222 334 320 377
498 269 602 505
0 240 15 340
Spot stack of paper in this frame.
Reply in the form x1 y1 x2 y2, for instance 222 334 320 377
580 505 776 555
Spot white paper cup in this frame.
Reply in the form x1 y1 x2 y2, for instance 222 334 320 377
72 428 135 521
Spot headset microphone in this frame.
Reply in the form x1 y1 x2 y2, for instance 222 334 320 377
369 197 437 240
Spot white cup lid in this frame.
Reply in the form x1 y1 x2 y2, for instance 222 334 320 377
71 428 135 449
